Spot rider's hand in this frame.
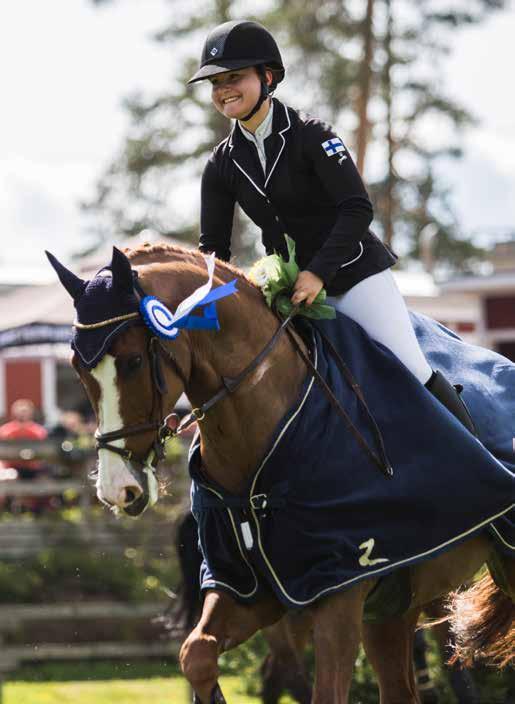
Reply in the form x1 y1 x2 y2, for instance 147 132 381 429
291 270 324 306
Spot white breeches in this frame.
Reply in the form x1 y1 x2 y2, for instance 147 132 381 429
327 269 433 384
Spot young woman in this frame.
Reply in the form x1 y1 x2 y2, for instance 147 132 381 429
188 19 475 432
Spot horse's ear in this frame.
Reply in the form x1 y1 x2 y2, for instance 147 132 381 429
111 247 134 295
45 251 86 301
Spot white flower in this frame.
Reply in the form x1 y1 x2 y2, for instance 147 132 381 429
249 256 281 288
251 264 269 287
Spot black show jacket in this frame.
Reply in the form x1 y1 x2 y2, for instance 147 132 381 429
199 98 397 295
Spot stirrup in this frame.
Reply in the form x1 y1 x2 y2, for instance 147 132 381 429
425 370 478 436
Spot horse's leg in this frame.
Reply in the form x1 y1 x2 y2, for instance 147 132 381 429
180 589 284 704
362 607 422 704
424 598 480 704
499 552 515 599
261 612 312 704
413 630 439 704
282 611 312 704
310 580 372 704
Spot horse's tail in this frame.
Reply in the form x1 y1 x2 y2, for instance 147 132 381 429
160 511 202 636
448 572 514 669
175 510 203 632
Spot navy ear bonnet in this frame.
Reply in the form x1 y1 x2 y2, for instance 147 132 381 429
46 248 142 369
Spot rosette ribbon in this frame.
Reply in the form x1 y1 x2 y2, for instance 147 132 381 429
139 253 238 340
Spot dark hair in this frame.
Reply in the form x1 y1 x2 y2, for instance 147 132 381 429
258 64 280 93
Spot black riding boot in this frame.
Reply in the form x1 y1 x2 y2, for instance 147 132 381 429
425 370 477 436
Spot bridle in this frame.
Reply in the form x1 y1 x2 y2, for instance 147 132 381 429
94 334 189 467
92 307 300 471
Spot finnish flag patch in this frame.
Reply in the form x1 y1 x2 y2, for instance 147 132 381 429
322 137 346 157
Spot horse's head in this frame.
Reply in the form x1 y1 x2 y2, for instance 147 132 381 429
47 247 191 516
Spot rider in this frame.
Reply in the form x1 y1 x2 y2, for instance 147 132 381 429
188 19 475 433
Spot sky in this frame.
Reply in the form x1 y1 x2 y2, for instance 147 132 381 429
1 0 515 280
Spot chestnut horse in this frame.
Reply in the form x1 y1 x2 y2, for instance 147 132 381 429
49 243 514 704
172 510 482 704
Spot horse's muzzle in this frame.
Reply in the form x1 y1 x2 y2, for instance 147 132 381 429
122 460 158 517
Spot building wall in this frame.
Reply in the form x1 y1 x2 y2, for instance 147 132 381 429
4 359 42 417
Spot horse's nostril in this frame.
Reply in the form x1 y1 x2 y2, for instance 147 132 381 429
124 486 142 505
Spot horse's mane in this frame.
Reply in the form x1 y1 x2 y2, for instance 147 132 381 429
124 241 255 290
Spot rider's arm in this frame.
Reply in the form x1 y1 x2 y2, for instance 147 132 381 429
199 156 236 262
301 119 373 287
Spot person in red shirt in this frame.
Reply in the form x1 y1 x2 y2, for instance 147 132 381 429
0 399 48 472
0 399 49 513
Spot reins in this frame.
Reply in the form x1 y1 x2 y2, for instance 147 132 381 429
93 290 393 479
283 321 393 477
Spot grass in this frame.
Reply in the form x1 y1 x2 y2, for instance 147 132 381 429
4 676 266 704
4 662 296 704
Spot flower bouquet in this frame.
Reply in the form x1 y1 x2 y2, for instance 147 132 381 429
248 235 335 320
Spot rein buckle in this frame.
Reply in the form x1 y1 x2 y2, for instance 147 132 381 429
192 407 206 422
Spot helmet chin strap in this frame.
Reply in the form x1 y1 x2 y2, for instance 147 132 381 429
240 81 270 123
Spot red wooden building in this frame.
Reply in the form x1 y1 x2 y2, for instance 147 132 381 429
442 240 515 362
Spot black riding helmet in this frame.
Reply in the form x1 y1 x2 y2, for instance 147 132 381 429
187 20 285 121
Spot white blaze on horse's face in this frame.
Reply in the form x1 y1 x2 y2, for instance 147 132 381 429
91 355 144 508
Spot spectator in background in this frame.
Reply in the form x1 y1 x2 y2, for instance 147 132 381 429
0 399 50 514
48 410 95 450
0 399 48 475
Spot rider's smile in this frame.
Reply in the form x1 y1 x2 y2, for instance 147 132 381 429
210 67 263 121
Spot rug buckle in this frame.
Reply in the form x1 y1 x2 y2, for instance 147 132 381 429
250 493 268 511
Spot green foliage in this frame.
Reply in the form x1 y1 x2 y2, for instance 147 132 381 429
9 659 180 683
0 545 178 603
219 632 270 697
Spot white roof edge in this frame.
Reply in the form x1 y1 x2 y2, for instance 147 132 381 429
441 274 515 293
392 270 439 298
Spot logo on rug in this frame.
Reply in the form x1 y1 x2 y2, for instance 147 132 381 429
358 538 389 567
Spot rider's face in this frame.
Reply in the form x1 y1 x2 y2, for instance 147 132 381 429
210 67 262 120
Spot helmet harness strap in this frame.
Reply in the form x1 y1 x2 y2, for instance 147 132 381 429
240 65 271 122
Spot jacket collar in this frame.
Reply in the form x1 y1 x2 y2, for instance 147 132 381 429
228 98 291 195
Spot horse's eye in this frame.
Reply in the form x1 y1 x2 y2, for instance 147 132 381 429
127 355 143 372
118 355 143 377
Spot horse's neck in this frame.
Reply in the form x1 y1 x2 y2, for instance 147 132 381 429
188 303 307 494
136 256 307 493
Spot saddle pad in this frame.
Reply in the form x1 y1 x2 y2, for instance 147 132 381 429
189 310 515 609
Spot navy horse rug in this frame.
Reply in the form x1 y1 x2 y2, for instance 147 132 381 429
190 310 515 610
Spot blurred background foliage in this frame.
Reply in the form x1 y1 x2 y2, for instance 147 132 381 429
82 0 507 276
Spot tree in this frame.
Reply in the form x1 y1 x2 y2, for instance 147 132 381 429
82 0 258 262
265 0 505 274
86 0 505 274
